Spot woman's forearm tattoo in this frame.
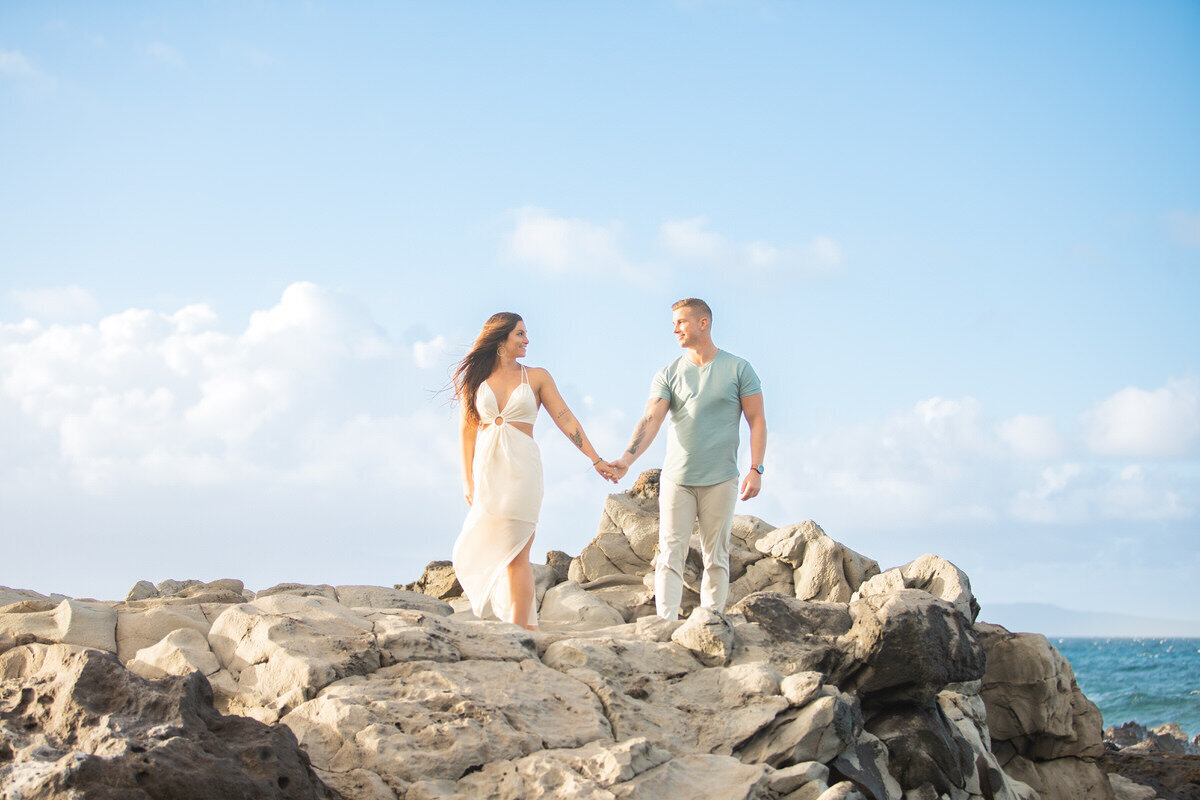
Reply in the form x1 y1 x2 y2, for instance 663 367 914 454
569 428 583 449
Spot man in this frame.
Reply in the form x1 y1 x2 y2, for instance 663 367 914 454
609 298 766 620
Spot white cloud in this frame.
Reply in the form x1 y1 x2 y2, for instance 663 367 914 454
503 206 643 281
9 285 100 321
658 216 844 273
0 50 54 86
1083 376 1200 458
0 282 420 493
1166 209 1200 248
996 414 1064 461
762 388 1196 535
147 42 185 68
413 335 451 369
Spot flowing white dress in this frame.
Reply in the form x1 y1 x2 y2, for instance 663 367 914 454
452 366 544 625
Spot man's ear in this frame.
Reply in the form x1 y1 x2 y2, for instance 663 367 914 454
699 316 711 332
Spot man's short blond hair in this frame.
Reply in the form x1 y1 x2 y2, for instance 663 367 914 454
671 298 712 321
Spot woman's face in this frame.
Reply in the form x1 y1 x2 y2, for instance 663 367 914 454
505 321 529 358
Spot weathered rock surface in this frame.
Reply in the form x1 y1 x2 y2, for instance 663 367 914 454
0 643 337 799
977 622 1115 800
0 477 1119 800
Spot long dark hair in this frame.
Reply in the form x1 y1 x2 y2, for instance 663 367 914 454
454 312 523 427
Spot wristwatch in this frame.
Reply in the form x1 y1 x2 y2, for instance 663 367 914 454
751 464 765 475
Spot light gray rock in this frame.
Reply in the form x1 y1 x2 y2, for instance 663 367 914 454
814 782 869 800
406 737 672 800
976 623 1105 761
114 603 210 663
125 580 159 601
126 626 236 700
736 689 859 767
855 554 979 622
1001 754 1116 800
0 599 117 655
255 582 339 601
671 607 735 667
206 593 380 720
539 581 625 629
768 760 829 794
754 521 879 602
335 585 453 616
0 587 50 608
282 658 613 798
781 671 824 708
1108 773 1156 800
156 578 204 596
609 753 773 799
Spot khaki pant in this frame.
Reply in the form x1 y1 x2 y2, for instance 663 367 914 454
655 477 739 620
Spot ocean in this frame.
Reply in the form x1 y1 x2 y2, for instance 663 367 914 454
1054 637 1200 740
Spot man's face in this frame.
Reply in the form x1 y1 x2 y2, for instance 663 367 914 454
672 308 705 347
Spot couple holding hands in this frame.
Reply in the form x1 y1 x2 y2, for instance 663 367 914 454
451 298 767 631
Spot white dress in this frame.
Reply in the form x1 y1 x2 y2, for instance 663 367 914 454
452 366 544 625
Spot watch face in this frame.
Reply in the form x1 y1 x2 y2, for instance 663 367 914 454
754 465 764 474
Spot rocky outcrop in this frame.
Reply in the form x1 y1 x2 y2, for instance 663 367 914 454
976 623 1115 800
1 473 1116 800
0 643 337 799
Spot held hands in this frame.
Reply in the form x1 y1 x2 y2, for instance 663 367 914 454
593 459 620 483
606 457 630 482
739 470 761 501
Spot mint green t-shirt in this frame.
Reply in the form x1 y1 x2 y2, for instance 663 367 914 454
650 349 761 487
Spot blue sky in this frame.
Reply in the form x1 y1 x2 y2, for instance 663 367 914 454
2 1 1198 621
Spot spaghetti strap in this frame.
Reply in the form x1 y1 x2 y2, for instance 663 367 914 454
521 365 529 385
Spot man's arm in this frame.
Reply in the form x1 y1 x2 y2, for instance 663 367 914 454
610 397 670 480
739 392 766 500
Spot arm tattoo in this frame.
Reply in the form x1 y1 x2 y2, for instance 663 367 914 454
555 408 570 420
569 428 584 449
627 416 650 455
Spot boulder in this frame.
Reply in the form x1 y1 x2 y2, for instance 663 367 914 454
732 592 853 640
126 626 235 700
1107 773 1156 800
406 736 673 800
539 581 625 629
837 590 985 703
206 593 380 720
0 598 117 655
671 606 735 667
754 521 879 602
282 658 613 798
864 701 975 797
335 584 454 616
399 560 464 600
0 644 337 799
545 550 573 584
831 731 902 800
563 663 789 759
1001 754 1116 800
781 671 825 708
976 623 1105 761
736 687 859 767
115 603 211 663
854 554 979 622
125 580 159 601
255 582 339 601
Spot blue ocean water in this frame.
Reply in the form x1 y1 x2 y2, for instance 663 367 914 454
1054 638 1200 739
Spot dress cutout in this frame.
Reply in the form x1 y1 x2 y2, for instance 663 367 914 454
452 366 544 625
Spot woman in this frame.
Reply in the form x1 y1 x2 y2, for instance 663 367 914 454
451 312 615 631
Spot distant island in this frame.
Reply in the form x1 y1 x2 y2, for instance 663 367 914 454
983 602 1200 638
